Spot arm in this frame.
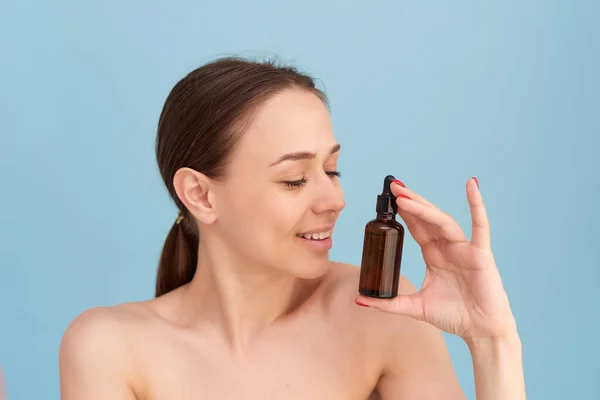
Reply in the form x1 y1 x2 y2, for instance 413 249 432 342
466 329 526 400
59 307 137 400
373 279 525 400
355 178 527 399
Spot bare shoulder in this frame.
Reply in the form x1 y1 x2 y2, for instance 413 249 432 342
322 261 417 317
60 300 159 365
59 302 154 399
61 301 151 349
320 261 421 345
323 262 464 398
325 262 428 336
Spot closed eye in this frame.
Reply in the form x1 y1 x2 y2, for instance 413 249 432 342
284 178 307 189
283 171 341 189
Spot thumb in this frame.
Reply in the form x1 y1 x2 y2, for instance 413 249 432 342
355 293 425 321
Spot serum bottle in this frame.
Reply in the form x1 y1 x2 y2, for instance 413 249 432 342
358 175 405 298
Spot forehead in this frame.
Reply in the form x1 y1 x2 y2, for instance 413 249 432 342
237 89 334 158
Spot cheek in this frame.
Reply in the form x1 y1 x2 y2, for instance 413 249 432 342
220 193 296 242
244 198 307 261
246 194 303 237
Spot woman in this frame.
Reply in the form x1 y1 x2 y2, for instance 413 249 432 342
59 57 526 399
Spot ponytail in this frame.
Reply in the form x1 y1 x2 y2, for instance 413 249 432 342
155 211 199 297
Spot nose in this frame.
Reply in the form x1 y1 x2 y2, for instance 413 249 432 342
311 173 345 215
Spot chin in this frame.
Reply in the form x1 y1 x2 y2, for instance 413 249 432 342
290 256 332 280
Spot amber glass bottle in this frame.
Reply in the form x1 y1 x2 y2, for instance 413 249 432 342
358 175 405 298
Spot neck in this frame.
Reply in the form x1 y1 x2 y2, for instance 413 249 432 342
180 237 321 354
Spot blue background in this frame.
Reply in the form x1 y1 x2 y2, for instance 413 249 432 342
1 1 599 398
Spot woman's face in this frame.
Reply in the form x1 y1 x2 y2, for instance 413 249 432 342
213 88 345 278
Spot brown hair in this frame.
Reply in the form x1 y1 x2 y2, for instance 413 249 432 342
154 56 328 297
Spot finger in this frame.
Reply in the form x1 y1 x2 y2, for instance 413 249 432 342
396 196 468 243
355 294 425 321
467 177 491 249
390 180 441 245
390 180 437 208
395 208 439 245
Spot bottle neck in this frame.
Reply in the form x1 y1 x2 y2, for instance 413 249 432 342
376 212 396 221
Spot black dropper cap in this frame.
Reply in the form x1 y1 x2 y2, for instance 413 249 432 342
376 175 398 215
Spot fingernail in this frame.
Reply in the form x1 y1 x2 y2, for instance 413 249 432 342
398 194 412 200
355 300 370 307
392 179 406 188
472 177 479 188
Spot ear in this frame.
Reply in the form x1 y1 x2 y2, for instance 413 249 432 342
172 167 217 225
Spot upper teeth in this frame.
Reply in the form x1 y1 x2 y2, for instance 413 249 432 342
297 230 332 240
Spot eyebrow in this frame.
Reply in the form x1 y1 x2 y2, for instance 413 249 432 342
269 143 341 167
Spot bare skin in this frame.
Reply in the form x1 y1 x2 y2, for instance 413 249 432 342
0 365 6 400
59 87 525 399
59 263 463 399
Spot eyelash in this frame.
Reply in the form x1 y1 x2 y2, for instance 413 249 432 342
284 171 342 189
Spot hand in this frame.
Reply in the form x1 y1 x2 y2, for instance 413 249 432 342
355 177 516 342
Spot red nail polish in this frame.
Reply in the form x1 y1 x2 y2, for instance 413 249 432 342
398 194 412 200
355 300 369 307
472 177 479 188
392 179 406 188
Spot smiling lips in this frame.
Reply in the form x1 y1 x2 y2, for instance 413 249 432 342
296 230 333 240
296 222 335 241
295 224 335 253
